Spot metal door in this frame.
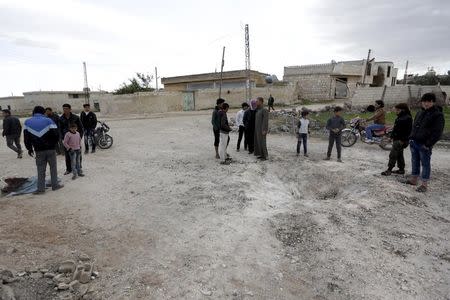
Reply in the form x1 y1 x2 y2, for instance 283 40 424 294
183 92 195 111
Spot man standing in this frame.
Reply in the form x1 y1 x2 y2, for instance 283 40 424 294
211 98 225 159
236 102 249 152
268 94 275 112
407 93 445 192
243 99 257 154
80 103 98 154
2 109 23 158
60 104 83 175
23 106 63 194
45 107 63 155
218 103 232 165
254 97 269 160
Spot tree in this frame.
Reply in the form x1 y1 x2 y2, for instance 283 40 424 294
114 72 154 94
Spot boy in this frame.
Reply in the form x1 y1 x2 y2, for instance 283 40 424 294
80 103 98 154
236 102 249 151
2 109 23 158
325 107 346 162
63 123 85 180
218 103 232 165
211 98 225 158
297 111 310 157
407 93 445 192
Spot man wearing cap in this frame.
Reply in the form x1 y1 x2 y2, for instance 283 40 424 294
407 93 445 192
80 103 98 154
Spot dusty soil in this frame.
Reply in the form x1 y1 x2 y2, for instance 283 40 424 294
0 112 449 299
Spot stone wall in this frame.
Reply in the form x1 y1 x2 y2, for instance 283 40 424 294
23 92 106 114
294 74 333 101
0 96 32 115
350 85 447 108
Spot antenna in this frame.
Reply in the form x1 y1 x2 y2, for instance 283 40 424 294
362 49 371 86
218 46 226 98
403 60 409 85
83 62 90 105
245 24 251 101
155 67 159 91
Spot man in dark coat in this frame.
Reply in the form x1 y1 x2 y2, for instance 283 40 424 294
254 97 269 160
211 98 225 159
45 107 63 155
80 103 98 154
243 99 257 154
60 103 84 175
381 103 412 176
407 93 445 192
24 106 63 194
2 109 23 158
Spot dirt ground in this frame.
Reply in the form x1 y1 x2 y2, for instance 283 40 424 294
0 112 449 300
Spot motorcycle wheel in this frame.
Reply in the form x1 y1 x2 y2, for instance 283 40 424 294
98 134 113 149
341 130 357 147
379 136 393 151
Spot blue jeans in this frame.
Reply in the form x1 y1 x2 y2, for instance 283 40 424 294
297 133 308 154
410 140 432 181
69 149 82 176
84 128 96 151
365 124 385 139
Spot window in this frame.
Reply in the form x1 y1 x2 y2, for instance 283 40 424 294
387 66 392 78
68 93 80 99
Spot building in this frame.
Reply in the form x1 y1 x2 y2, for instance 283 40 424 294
161 70 270 92
23 91 107 112
0 96 30 114
284 60 398 101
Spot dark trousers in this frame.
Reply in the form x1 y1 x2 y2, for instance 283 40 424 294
213 129 220 147
36 150 58 192
246 129 255 153
388 140 406 171
297 133 308 154
327 133 342 159
268 104 275 111
84 128 96 152
6 135 22 154
65 148 82 173
237 126 247 150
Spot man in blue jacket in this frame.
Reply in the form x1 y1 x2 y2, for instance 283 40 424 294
24 106 63 194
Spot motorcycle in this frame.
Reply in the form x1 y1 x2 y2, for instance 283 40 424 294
341 117 393 150
94 121 113 149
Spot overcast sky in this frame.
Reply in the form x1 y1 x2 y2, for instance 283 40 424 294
0 0 449 97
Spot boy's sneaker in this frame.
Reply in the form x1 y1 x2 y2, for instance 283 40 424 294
91 149 96 153
78 173 85 177
72 174 77 180
416 185 427 193
304 153 309 157
381 170 392 176
84 150 89 154
17 151 23 159
220 161 230 165
323 157 331 161
392 169 405 175
64 171 71 175
337 158 343 163
52 184 64 191
365 138 373 143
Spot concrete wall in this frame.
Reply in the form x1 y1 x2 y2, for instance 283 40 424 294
294 74 332 101
23 92 106 113
350 85 447 107
0 96 32 114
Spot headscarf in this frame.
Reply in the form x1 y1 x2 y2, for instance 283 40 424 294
250 99 257 110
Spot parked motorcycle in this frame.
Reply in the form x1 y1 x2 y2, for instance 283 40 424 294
94 121 113 149
341 117 393 150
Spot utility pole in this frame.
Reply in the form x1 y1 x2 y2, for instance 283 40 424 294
83 62 90 105
155 67 159 91
245 24 251 101
362 49 371 86
218 46 226 98
403 60 409 85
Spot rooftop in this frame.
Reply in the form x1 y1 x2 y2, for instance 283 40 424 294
161 69 269 84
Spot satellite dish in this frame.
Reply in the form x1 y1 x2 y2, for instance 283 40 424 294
265 75 273 84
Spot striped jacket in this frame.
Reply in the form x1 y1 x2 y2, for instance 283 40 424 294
24 113 59 152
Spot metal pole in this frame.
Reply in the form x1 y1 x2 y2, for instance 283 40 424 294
219 46 225 98
362 49 371 86
245 24 251 101
83 62 90 105
403 60 409 85
155 67 159 91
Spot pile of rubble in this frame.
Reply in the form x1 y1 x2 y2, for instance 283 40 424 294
0 254 99 300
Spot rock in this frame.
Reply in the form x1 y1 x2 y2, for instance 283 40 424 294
200 289 213 296
78 253 90 262
6 248 17 255
40 268 49 274
58 260 76 274
244 291 255 297
57 283 70 290
69 280 80 291
75 284 89 297
17 272 26 277
54 274 71 284
30 272 43 279
0 270 14 279
29 267 38 273
81 230 88 235
44 272 56 279
92 271 99 278
0 284 16 300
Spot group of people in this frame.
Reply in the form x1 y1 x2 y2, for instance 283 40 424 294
1 103 98 194
211 92 445 193
212 97 269 165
